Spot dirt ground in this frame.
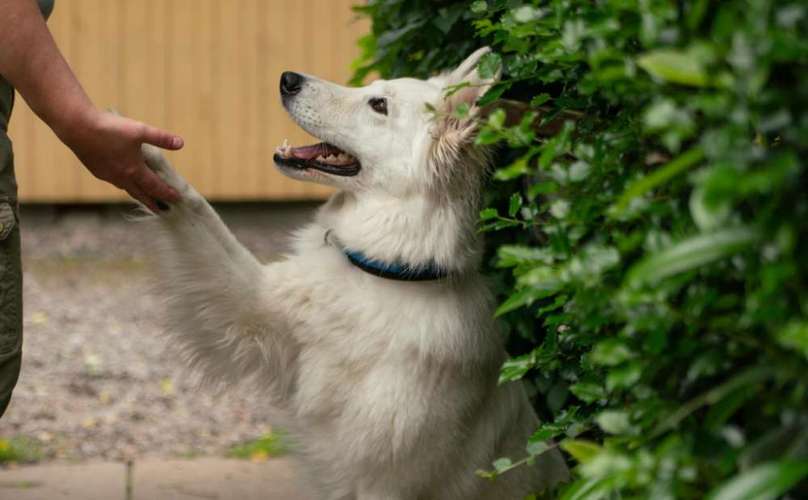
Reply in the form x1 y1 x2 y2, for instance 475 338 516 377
0 202 319 462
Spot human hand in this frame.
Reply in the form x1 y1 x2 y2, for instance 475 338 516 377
58 109 184 211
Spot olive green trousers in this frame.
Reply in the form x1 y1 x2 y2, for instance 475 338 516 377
0 75 22 419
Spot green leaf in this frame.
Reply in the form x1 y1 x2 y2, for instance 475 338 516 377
526 440 550 456
690 184 730 231
707 461 808 500
479 208 498 220
538 143 558 170
550 199 570 219
560 478 610 500
487 108 506 129
610 146 705 217
511 5 542 23
570 382 605 403
605 362 642 391
498 351 537 383
508 193 523 217
560 439 602 464
470 1 487 14
477 52 502 80
568 160 591 182
476 127 501 145
496 245 554 268
589 339 634 366
494 157 530 181
527 181 558 199
638 49 709 87
493 457 513 472
530 93 551 108
494 288 543 317
776 321 808 359
376 19 425 48
530 423 565 443
741 427 808 470
453 102 470 118
516 262 559 285
625 226 759 287
477 83 508 107
704 386 755 431
442 81 471 98
479 219 522 232
652 366 773 438
595 410 634 435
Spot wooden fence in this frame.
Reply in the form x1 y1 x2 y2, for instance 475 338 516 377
10 0 365 202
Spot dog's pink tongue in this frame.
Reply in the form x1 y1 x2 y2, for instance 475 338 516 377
290 143 341 160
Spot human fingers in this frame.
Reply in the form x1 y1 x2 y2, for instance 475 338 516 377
133 162 180 203
125 183 160 213
139 123 184 151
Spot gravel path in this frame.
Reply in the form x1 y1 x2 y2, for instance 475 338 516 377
0 203 318 463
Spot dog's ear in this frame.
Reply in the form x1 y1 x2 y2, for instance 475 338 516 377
428 48 501 183
443 46 501 117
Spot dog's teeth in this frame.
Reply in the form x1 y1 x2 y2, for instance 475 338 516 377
276 139 293 157
315 155 327 162
333 153 354 165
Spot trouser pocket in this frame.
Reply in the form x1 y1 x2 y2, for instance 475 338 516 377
0 200 21 356
0 131 21 353
0 133 22 417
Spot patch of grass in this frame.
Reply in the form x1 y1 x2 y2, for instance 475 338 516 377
0 437 43 465
228 431 288 462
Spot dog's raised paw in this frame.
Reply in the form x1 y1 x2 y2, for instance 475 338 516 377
140 144 209 216
141 144 189 193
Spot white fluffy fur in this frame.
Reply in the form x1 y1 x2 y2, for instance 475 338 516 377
140 48 569 499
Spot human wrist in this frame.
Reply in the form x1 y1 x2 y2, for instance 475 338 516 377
49 100 101 149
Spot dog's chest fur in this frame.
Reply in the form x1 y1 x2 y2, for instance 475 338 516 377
257 220 536 494
271 219 501 412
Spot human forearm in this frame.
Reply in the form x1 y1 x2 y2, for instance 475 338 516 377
0 0 184 210
0 0 94 141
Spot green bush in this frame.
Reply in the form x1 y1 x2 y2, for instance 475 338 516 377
353 0 808 498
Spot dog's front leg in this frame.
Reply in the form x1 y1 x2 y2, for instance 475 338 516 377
139 145 298 398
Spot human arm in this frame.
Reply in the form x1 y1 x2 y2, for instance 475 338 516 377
0 0 182 210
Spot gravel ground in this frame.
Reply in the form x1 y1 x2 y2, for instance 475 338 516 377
0 202 319 463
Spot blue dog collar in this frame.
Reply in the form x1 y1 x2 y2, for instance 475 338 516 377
326 230 448 282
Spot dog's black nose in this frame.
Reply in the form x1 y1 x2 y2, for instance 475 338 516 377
280 71 304 96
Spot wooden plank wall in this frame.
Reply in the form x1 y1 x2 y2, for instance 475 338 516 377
9 0 365 202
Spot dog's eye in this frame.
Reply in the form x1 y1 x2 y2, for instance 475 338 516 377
368 97 388 116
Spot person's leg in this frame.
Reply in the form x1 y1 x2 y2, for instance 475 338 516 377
0 75 22 418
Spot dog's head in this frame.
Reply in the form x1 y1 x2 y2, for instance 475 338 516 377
274 48 500 197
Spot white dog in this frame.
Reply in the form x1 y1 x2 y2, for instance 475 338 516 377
140 47 569 499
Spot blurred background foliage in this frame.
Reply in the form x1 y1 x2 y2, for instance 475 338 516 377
352 0 808 498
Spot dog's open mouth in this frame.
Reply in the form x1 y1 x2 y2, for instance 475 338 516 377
273 141 361 177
